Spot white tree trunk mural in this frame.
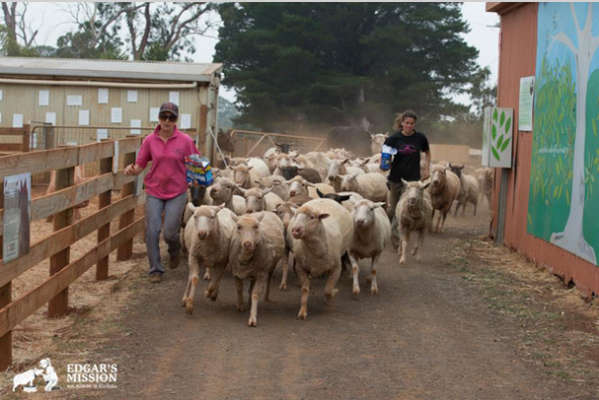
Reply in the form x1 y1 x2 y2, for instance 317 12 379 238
549 3 599 264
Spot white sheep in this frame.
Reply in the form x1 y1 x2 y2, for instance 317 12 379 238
428 165 461 233
392 180 432 264
229 211 286 326
475 167 494 207
369 133 388 155
348 199 391 295
181 204 237 314
273 201 298 290
209 177 247 215
289 198 356 320
241 187 284 213
339 172 388 203
449 164 480 216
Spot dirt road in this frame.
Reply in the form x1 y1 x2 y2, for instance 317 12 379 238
8 205 599 399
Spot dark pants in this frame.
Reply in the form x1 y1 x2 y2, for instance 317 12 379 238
386 181 404 220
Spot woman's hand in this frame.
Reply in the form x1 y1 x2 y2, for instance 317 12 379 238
124 164 141 176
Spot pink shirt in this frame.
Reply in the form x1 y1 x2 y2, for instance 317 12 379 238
136 126 199 199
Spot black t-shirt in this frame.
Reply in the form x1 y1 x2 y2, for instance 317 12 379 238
383 130 430 182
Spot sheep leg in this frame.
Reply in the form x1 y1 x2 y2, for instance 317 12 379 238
264 267 275 302
235 277 245 312
280 252 293 291
370 255 379 295
183 256 201 314
399 231 409 264
248 276 266 327
349 252 360 296
413 229 425 261
324 262 341 303
296 266 310 320
203 267 211 281
205 265 226 301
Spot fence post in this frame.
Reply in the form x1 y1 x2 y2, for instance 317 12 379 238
117 140 136 261
22 124 30 153
48 165 75 317
96 140 113 280
0 187 12 371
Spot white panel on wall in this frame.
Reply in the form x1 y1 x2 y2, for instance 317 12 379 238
38 90 49 106
0 89 3 101
130 119 141 134
149 107 159 122
111 107 122 123
127 90 138 103
96 128 108 142
169 91 179 105
79 110 90 126
67 95 82 106
98 88 109 104
12 114 23 128
180 113 191 129
45 112 56 125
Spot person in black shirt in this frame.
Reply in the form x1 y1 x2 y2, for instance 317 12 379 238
379 110 431 219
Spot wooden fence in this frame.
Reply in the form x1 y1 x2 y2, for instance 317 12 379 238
0 137 145 370
0 125 30 155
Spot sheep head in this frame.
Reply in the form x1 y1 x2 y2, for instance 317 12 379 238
353 199 385 229
243 187 266 213
191 204 226 240
290 205 329 239
233 213 265 263
401 179 430 215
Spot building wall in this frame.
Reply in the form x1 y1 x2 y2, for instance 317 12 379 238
0 82 210 147
494 2 599 297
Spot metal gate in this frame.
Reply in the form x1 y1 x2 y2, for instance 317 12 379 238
229 129 327 158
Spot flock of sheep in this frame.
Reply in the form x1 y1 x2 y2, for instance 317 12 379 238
180 133 494 327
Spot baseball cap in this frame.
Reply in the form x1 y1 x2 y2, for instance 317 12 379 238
159 102 179 118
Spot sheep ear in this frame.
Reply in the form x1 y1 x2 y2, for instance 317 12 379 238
318 213 330 220
371 201 386 209
254 179 264 188
339 195 351 202
401 178 409 186
255 213 265 223
316 188 325 198
342 159 349 165
248 166 254 171
232 185 245 196
305 182 315 187
421 181 431 190
231 214 239 222
187 202 197 214
217 203 226 210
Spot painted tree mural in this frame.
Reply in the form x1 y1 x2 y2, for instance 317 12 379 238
528 3 599 265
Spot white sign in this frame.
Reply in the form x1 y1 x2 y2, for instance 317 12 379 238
127 90 138 103
97 129 108 142
66 362 118 390
0 112 2 123
149 107 160 122
45 112 56 125
169 91 180 105
98 88 109 104
38 90 49 106
518 76 535 131
67 95 82 106
0 89 3 101
488 107 513 168
12 114 23 128
113 141 120 174
130 119 141 135
482 107 491 167
78 109 90 126
111 107 122 123
3 173 31 263
180 113 191 129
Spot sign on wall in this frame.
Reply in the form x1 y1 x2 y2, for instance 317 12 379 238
527 3 599 266
518 76 535 131
483 107 513 168
3 173 31 262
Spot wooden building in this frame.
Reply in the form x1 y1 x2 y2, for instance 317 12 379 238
487 2 599 297
0 57 222 156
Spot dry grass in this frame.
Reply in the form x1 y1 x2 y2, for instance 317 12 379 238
447 236 599 388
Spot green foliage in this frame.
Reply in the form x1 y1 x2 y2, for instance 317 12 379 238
490 111 512 161
214 3 479 133
527 57 576 238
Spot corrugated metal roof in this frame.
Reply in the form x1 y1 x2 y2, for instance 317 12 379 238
0 57 222 82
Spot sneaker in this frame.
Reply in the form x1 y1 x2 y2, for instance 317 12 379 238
169 252 181 269
149 273 162 283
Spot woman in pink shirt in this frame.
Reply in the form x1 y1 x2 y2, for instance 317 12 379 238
124 102 198 283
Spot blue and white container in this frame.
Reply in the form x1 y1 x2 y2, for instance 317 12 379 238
380 144 397 171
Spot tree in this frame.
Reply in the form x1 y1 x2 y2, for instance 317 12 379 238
214 3 479 134
547 3 598 264
58 2 213 61
1 2 40 56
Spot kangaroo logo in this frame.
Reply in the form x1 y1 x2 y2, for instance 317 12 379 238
12 358 59 393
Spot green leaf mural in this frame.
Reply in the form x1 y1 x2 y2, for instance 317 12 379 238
492 146 500 161
500 110 505 127
501 137 511 152
505 117 512 136
492 125 497 139
493 108 498 122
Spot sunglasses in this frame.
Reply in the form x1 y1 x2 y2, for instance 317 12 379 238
159 113 177 122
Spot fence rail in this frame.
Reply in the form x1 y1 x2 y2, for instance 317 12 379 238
0 137 145 370
229 129 327 157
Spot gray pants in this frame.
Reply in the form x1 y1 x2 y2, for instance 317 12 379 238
386 181 404 220
145 192 187 275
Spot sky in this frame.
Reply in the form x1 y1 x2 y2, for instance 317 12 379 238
21 2 499 105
